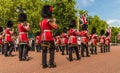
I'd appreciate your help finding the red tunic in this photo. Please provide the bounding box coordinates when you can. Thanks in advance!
[56,36,61,45]
[5,28,13,42]
[91,34,97,45]
[18,23,30,43]
[61,33,68,44]
[0,35,2,44]
[105,36,110,45]
[68,29,78,44]
[36,36,41,44]
[99,35,105,44]
[40,19,58,42]
[81,30,88,44]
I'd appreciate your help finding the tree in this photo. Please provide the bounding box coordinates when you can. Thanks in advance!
[52,0,77,34]
[0,0,77,35]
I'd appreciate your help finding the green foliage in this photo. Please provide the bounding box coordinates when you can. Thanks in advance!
[88,15,108,35]
[79,10,88,15]
[111,27,120,43]
[0,0,44,34]
[52,0,77,33]
[0,0,77,35]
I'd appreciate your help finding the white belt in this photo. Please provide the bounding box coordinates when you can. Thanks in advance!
[70,36,75,38]
[82,37,86,38]
[6,34,10,36]
[19,32,26,34]
[44,30,51,32]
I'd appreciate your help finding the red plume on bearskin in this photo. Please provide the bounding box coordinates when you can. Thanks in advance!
[6,20,13,28]
[18,13,27,22]
[0,27,3,32]
[41,5,52,18]
[69,19,76,28]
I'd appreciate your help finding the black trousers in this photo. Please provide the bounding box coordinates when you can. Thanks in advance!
[81,43,89,56]
[61,46,65,55]
[0,44,4,54]
[61,45,69,55]
[19,44,29,60]
[42,42,55,66]
[56,45,61,52]
[69,45,80,60]
[36,44,41,52]
[105,45,110,52]
[100,44,105,53]
[90,45,97,54]
[4,42,14,56]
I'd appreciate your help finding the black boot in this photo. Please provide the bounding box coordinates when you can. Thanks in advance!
[49,63,56,68]
[42,64,48,69]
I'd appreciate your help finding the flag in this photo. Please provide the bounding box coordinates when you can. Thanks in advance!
[106,27,111,37]
[81,14,88,25]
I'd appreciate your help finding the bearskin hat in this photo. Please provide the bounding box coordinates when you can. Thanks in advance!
[82,24,88,31]
[41,5,52,18]
[0,27,3,32]
[91,27,96,34]
[62,27,67,33]
[6,20,13,28]
[18,13,27,22]
[35,32,40,37]
[105,31,109,37]
[69,19,76,28]
[100,30,105,35]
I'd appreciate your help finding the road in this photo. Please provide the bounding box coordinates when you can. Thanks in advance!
[0,46,120,73]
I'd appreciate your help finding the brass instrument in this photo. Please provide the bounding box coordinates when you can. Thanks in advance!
[68,44,78,48]
[48,18,58,28]
[41,42,50,50]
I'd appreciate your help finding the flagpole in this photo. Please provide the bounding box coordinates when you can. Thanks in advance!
[77,6,80,31]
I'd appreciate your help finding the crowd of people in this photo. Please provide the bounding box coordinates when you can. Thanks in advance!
[0,5,111,69]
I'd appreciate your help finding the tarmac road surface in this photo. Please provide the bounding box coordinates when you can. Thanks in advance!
[0,46,120,73]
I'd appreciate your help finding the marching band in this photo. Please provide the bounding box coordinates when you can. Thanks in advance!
[0,5,111,69]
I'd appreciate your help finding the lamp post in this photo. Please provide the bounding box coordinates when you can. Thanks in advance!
[16,5,26,13]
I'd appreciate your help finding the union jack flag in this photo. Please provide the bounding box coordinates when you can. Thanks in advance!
[81,14,88,25]
[106,27,111,37]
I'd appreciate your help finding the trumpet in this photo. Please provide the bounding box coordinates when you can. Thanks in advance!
[23,21,30,26]
[49,18,58,25]
[48,18,58,29]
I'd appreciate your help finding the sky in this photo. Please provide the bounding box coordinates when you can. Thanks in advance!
[76,0,120,27]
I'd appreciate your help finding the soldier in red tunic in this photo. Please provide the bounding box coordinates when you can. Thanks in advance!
[67,20,80,61]
[35,32,41,52]
[4,21,14,57]
[55,35,61,52]
[17,13,30,61]
[90,27,98,54]
[61,27,68,55]
[99,30,105,53]
[81,24,90,57]
[105,31,111,52]
[40,5,58,68]
[0,27,4,54]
